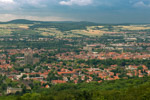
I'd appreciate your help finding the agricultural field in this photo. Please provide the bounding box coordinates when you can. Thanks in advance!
[0,29,12,36]
[0,20,150,37]
[0,24,31,29]
[36,24,150,37]
[113,24,150,31]
[0,24,32,36]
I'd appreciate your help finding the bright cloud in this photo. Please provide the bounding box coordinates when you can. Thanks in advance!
[0,0,17,10]
[59,0,93,6]
[133,1,150,7]
[0,0,14,3]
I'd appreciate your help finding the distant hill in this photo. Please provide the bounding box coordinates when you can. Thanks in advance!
[0,19,101,31]
[6,19,39,24]
[29,21,99,31]
[0,19,149,25]
[0,19,97,24]
[0,19,42,24]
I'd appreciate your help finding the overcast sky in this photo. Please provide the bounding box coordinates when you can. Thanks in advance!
[0,0,150,23]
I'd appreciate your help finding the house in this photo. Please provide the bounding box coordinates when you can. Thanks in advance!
[58,71,76,76]
[45,85,50,88]
[7,87,22,94]
[127,73,133,77]
[147,70,150,76]
[126,65,138,70]
[51,80,66,84]
[24,68,30,73]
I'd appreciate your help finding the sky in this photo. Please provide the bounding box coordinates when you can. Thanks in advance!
[0,0,150,23]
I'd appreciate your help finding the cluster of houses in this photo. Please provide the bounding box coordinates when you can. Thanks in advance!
[1,65,150,94]
[56,51,150,60]
[2,63,150,85]
[0,47,150,94]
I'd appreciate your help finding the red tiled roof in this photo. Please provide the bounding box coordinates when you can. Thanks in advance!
[58,71,75,75]
[52,80,66,84]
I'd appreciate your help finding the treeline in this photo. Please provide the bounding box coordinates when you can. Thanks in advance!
[30,22,99,31]
[1,76,150,100]
[0,39,79,49]
[76,59,150,69]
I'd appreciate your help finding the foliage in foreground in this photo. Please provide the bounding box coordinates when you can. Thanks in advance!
[1,77,150,100]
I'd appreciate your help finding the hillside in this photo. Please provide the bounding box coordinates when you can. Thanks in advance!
[0,19,150,37]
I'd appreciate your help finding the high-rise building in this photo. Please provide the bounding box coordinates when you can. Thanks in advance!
[83,45,93,52]
[24,48,33,65]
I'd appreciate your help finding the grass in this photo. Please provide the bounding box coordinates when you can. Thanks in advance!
[0,96,16,100]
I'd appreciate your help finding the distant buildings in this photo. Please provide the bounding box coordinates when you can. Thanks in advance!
[24,48,40,65]
[24,48,33,65]
[7,87,22,94]
[83,45,93,52]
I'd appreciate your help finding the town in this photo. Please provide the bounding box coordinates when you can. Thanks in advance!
[1,0,150,99]
[0,27,150,94]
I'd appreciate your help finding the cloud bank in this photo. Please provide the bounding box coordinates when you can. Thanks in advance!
[1,0,150,8]
[0,14,75,22]
[0,0,150,23]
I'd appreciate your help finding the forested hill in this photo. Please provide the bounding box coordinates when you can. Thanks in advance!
[0,19,38,24]
[0,19,98,24]
[0,19,100,31]
[29,21,99,31]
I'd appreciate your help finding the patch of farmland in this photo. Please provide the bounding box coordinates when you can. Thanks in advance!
[114,25,150,30]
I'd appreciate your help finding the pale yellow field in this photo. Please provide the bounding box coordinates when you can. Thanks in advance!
[0,24,31,28]
[41,32,55,36]
[71,29,104,36]
[69,26,106,36]
[97,26,104,28]
[114,25,150,30]
[83,30,105,34]
[18,25,29,29]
